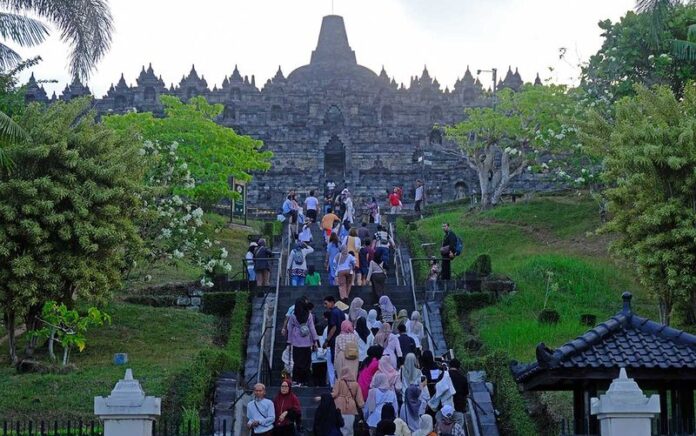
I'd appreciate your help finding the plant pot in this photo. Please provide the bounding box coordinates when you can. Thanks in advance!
[538,309,560,325]
[580,314,597,326]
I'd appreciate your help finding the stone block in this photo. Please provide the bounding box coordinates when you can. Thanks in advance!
[190,297,202,306]
[176,296,190,306]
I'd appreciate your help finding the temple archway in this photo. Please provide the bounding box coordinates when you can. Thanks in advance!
[324,135,345,182]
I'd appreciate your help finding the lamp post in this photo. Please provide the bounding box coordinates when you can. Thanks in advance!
[476,68,498,107]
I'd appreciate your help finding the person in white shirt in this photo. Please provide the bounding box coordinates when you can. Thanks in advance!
[247,383,275,435]
[304,190,319,222]
[415,180,424,216]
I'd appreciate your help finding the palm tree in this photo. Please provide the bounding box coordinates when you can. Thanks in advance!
[0,0,113,166]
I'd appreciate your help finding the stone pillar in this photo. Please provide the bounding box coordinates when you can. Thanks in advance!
[591,368,660,436]
[94,369,161,436]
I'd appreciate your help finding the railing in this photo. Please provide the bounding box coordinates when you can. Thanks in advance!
[467,397,483,436]
[388,222,403,286]
[1,420,103,436]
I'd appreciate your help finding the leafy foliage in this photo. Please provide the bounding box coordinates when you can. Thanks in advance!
[0,98,143,362]
[582,83,696,324]
[103,96,272,206]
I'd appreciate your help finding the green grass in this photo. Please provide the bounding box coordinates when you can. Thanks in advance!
[405,194,654,361]
[0,303,218,420]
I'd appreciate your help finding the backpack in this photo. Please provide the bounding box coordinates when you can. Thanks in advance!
[344,339,359,360]
[454,236,464,256]
[292,248,305,266]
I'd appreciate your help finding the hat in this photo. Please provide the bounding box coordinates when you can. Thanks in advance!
[249,242,258,247]
[441,404,455,418]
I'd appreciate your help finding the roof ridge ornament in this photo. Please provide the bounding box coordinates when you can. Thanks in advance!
[622,292,633,316]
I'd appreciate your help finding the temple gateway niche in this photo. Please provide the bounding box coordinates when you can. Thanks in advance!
[26,15,550,210]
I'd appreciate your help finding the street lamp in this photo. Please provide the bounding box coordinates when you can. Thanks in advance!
[476,68,497,95]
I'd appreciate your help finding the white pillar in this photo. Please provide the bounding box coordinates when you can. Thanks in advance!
[94,369,161,436]
[591,368,660,436]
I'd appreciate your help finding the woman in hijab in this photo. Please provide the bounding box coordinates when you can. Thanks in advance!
[332,366,365,436]
[372,355,401,393]
[400,353,422,394]
[393,309,409,331]
[375,402,397,436]
[314,392,344,436]
[379,296,397,324]
[367,309,383,336]
[335,320,360,380]
[358,345,383,398]
[273,378,302,436]
[327,232,342,286]
[355,316,374,362]
[349,297,368,324]
[363,373,398,430]
[399,385,426,432]
[420,350,444,397]
[405,311,425,350]
[374,323,402,370]
[435,404,465,436]
[412,415,436,436]
[286,298,319,385]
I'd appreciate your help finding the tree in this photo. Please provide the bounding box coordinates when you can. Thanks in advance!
[0,98,143,363]
[103,96,272,207]
[580,83,696,325]
[581,5,696,101]
[445,84,578,208]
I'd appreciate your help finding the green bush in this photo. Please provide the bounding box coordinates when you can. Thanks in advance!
[452,292,497,311]
[467,254,492,277]
[123,295,178,307]
[226,291,250,371]
[442,295,537,436]
[201,292,237,316]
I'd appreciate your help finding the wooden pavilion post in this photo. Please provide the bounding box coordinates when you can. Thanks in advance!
[574,386,587,434]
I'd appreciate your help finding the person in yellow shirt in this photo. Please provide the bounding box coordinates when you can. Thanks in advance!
[321,207,341,243]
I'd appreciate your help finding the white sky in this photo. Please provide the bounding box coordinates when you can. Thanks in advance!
[15,0,636,97]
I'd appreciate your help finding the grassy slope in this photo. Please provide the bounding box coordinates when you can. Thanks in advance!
[0,303,217,420]
[410,195,655,361]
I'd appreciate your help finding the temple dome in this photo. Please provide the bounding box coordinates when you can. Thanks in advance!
[287,15,380,89]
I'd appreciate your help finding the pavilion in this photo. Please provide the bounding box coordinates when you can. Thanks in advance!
[510,292,696,435]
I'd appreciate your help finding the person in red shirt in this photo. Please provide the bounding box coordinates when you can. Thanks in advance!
[389,188,402,214]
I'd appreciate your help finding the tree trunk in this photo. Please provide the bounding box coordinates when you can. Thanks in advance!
[62,346,69,366]
[659,299,672,326]
[4,311,17,365]
[23,305,41,356]
[48,328,56,361]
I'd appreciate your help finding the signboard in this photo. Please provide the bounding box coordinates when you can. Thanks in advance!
[233,180,246,215]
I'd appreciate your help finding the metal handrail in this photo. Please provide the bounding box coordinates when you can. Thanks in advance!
[467,397,483,436]
[267,239,284,382]
[388,222,404,286]
[255,251,283,385]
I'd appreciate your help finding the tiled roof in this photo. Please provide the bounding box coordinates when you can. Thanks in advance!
[511,292,696,384]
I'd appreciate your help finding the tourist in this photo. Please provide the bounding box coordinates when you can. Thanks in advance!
[344,228,361,285]
[405,311,425,351]
[435,405,465,436]
[400,353,423,399]
[358,345,383,398]
[366,251,387,297]
[339,220,351,241]
[358,238,372,286]
[400,384,427,433]
[374,323,402,371]
[332,366,365,436]
[348,297,368,325]
[366,197,380,224]
[305,265,322,286]
[447,359,470,422]
[305,190,319,223]
[326,233,342,286]
[313,393,344,436]
[272,379,301,436]
[375,402,398,436]
[379,296,397,325]
[420,351,444,397]
[372,225,394,271]
[287,241,314,287]
[427,258,440,297]
[414,179,424,216]
[322,208,341,242]
[325,181,337,214]
[372,355,401,394]
[389,187,402,214]
[323,296,345,387]
[412,415,436,436]
[393,309,409,331]
[335,320,360,381]
[253,239,273,287]
[246,242,257,285]
[441,223,458,281]
[298,221,313,244]
[396,324,417,364]
[335,245,356,302]
[355,317,374,361]
[428,370,457,416]
[357,222,370,240]
[342,189,355,224]
[286,298,319,385]
[363,373,398,431]
[367,309,383,336]
[246,383,275,436]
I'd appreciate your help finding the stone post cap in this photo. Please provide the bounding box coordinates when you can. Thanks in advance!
[591,368,660,416]
[94,369,161,416]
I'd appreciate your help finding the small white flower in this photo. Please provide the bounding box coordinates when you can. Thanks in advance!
[145,274,152,282]
[180,163,188,170]
[191,207,204,219]
[172,195,183,206]
[541,163,549,170]
[221,248,228,259]
[527,166,532,172]
[173,249,184,259]
[138,148,146,156]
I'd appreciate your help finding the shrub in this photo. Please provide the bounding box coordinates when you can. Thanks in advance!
[123,295,179,307]
[225,291,250,372]
[467,254,492,277]
[201,292,237,316]
[538,309,561,324]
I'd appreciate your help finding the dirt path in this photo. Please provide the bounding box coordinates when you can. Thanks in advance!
[0,324,26,345]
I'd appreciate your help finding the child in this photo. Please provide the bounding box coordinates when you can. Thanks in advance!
[428,257,440,295]
[305,265,322,286]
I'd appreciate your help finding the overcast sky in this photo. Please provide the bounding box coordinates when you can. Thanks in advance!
[16,0,636,97]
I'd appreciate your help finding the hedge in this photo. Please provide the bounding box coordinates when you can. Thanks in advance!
[167,291,251,416]
[442,294,537,436]
[201,292,237,317]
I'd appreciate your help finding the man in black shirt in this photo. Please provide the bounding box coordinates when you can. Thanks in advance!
[441,223,457,280]
[396,324,416,366]
[448,359,470,414]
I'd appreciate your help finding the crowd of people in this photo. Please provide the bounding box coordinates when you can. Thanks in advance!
[249,294,470,436]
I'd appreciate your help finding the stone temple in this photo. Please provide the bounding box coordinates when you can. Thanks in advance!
[24,15,552,210]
